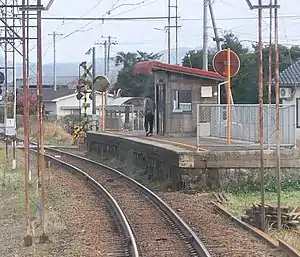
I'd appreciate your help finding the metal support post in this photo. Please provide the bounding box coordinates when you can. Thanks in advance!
[83,84,88,133]
[91,47,96,131]
[226,48,231,145]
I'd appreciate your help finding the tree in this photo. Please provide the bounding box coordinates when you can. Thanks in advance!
[182,32,300,104]
[114,50,162,97]
[16,91,38,115]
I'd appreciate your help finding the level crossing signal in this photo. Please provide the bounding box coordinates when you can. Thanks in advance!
[0,72,4,96]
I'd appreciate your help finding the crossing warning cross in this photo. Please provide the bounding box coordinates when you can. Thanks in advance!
[82,65,92,79]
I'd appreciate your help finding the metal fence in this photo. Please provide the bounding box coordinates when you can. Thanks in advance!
[14,105,146,134]
[97,105,145,131]
[196,104,295,147]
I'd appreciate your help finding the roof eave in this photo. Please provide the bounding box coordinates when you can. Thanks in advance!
[152,67,224,81]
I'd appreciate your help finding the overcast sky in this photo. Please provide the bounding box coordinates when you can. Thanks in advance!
[17,0,300,64]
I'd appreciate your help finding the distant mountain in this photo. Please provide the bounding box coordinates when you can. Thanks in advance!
[10,47,196,82]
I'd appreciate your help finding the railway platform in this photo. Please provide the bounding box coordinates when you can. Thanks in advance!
[87,131,300,190]
[103,130,262,151]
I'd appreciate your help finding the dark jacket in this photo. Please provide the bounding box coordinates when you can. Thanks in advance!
[143,97,155,115]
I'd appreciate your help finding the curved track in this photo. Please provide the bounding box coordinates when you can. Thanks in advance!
[42,147,211,257]
[30,148,139,257]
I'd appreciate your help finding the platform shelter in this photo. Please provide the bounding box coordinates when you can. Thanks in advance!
[134,61,224,137]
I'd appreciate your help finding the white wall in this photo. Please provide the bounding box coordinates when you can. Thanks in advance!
[55,93,114,116]
[282,87,299,140]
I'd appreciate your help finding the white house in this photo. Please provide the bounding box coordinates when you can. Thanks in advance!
[277,60,300,142]
[41,88,114,117]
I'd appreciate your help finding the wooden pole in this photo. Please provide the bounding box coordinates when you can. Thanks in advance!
[274,0,281,231]
[258,0,266,231]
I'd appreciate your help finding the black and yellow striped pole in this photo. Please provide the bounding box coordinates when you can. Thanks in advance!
[73,61,93,145]
[83,83,88,133]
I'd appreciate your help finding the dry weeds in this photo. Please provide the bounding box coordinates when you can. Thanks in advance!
[0,148,121,256]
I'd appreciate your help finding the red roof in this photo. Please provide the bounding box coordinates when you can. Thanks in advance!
[134,61,224,81]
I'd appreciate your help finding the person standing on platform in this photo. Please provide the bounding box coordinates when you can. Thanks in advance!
[143,95,155,136]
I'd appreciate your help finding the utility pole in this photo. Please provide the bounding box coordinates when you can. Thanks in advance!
[209,0,223,51]
[268,0,272,105]
[104,41,107,76]
[107,36,117,76]
[96,36,117,107]
[4,0,8,167]
[274,0,281,231]
[91,46,96,132]
[21,0,32,244]
[37,0,48,241]
[175,0,178,65]
[167,0,171,64]
[258,0,265,232]
[202,0,208,70]
[12,0,17,170]
[96,36,117,77]
[0,0,53,246]
[165,0,180,65]
[48,31,63,91]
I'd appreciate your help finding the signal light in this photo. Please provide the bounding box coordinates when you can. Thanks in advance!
[76,92,83,100]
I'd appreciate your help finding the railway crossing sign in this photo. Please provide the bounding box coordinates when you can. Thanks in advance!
[212,49,240,77]
[83,65,92,78]
[0,72,4,84]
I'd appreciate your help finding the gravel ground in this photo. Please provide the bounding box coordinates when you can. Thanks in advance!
[0,151,124,257]
[51,151,194,257]
[160,192,284,257]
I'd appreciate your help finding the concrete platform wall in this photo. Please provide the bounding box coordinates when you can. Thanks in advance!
[87,132,300,191]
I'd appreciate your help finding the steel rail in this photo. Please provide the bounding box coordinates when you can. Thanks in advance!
[30,148,140,257]
[42,146,211,257]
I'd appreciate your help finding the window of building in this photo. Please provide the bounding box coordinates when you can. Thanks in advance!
[172,90,192,112]
[296,98,300,128]
[71,109,80,116]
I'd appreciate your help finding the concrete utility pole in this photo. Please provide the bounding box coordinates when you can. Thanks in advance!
[48,31,63,91]
[166,0,180,65]
[96,36,117,106]
[202,0,209,70]
[104,41,107,76]
[96,36,117,77]
[107,36,117,75]
[268,0,272,105]
[209,0,223,51]
[175,0,178,65]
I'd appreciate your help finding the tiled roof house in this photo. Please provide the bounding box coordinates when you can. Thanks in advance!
[277,60,300,87]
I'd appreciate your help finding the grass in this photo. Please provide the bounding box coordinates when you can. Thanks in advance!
[0,149,63,220]
[224,191,300,217]
[224,191,300,252]
[17,121,74,146]
[0,149,64,253]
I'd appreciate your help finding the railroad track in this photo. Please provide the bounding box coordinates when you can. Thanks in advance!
[29,148,139,256]
[27,145,210,257]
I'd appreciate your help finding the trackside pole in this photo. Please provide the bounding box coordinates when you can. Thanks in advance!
[226,48,231,145]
